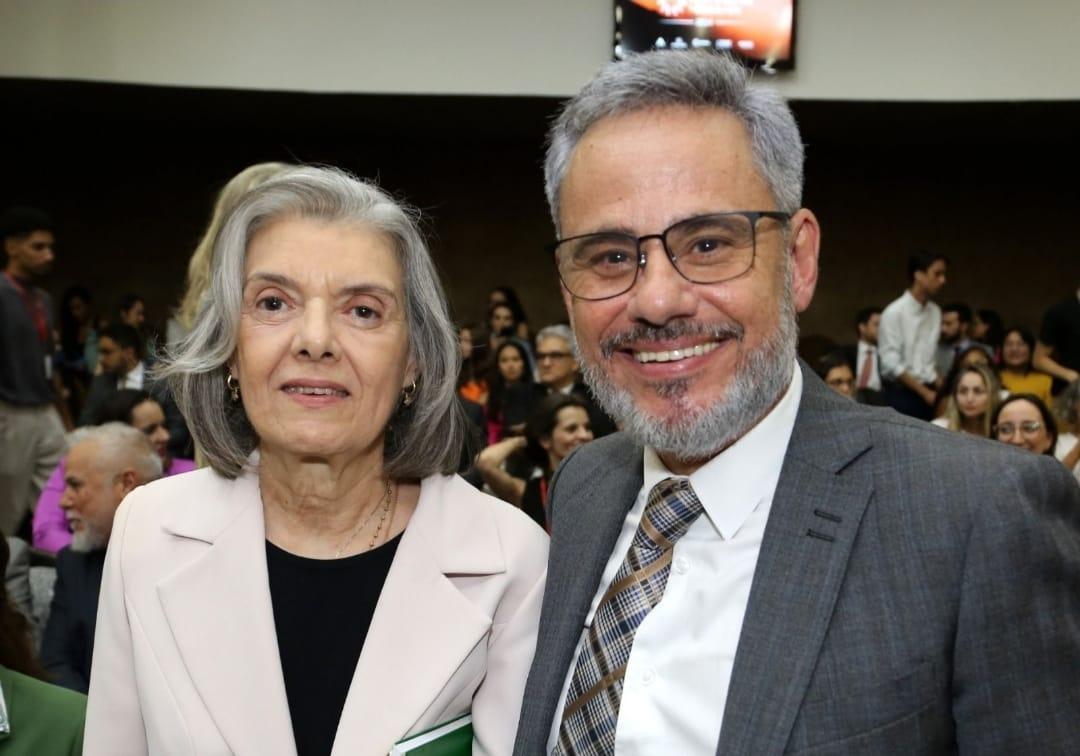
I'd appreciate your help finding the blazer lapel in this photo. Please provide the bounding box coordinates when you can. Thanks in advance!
[331,476,502,755]
[520,434,644,751]
[717,366,874,756]
[157,470,297,756]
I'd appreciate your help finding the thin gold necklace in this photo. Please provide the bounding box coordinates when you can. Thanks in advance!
[333,479,393,558]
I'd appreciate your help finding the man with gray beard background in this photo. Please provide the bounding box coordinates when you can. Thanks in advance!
[40,423,162,692]
[514,51,1080,755]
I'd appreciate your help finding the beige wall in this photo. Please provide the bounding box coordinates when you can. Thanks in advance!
[2,0,1080,100]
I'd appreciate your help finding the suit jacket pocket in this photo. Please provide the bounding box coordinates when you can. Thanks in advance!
[787,660,938,753]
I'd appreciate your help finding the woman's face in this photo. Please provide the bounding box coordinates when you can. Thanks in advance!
[498,346,525,382]
[131,399,171,463]
[233,218,414,462]
[824,365,855,398]
[68,296,88,323]
[995,400,1053,454]
[490,305,514,335]
[541,406,593,466]
[955,371,989,419]
[459,327,474,359]
[971,313,988,342]
[1002,331,1030,370]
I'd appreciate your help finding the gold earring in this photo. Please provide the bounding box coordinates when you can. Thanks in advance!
[226,373,241,402]
[402,380,417,407]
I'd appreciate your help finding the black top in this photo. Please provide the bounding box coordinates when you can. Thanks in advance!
[266,534,401,756]
[1040,294,1080,391]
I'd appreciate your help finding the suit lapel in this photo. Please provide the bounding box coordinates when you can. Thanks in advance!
[157,471,297,755]
[331,475,502,755]
[717,366,874,755]
[520,434,643,751]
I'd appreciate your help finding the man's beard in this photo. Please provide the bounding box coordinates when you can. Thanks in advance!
[69,521,108,552]
[577,276,798,464]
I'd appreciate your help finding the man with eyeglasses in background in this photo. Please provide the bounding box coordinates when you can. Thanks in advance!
[535,324,615,438]
[514,51,1080,755]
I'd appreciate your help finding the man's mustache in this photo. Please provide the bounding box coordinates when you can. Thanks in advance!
[599,321,744,358]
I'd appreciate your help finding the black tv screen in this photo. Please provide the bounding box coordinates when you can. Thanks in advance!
[614,0,796,72]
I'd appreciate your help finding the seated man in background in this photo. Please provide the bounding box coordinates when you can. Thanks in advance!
[535,323,615,438]
[935,302,990,379]
[40,423,162,692]
[78,323,145,426]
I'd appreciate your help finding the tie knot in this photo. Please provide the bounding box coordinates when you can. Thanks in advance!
[638,477,704,551]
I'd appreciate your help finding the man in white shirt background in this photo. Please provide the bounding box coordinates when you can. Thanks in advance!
[78,323,145,425]
[842,306,883,405]
[878,250,947,420]
[514,50,1080,756]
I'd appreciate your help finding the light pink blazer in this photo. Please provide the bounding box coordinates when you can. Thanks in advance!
[84,466,548,755]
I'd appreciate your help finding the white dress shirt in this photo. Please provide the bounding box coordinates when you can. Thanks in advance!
[855,340,881,392]
[878,290,941,384]
[119,360,146,390]
[547,365,803,754]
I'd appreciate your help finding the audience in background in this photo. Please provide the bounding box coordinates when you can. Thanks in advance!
[0,536,86,755]
[1034,285,1080,392]
[456,323,488,404]
[0,206,69,538]
[932,363,1000,437]
[972,308,1005,364]
[485,340,543,443]
[488,285,532,342]
[40,424,162,693]
[936,302,990,379]
[55,285,99,416]
[1053,381,1080,480]
[78,323,145,425]
[534,323,617,438]
[879,249,947,420]
[844,306,882,401]
[992,394,1058,457]
[816,351,856,399]
[999,327,1053,406]
[476,394,593,529]
[33,389,195,553]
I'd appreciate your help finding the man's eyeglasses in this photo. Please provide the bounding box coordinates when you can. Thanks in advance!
[536,351,573,361]
[547,211,790,301]
[994,421,1043,436]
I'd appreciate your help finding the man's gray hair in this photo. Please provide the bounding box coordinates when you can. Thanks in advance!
[535,323,576,352]
[544,51,804,232]
[76,422,164,483]
[156,166,466,480]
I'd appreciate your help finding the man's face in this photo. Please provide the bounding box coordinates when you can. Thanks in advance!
[536,335,578,390]
[97,336,132,376]
[121,300,146,329]
[557,106,819,467]
[858,313,880,345]
[916,260,947,298]
[60,441,125,551]
[4,230,55,278]
[940,311,967,344]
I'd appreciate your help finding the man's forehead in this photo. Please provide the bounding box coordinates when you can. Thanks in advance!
[66,441,101,474]
[539,335,572,351]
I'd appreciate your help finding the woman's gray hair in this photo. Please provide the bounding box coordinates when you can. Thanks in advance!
[545,51,805,232]
[156,166,466,480]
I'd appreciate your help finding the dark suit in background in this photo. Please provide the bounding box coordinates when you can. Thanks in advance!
[40,548,105,693]
[515,365,1080,754]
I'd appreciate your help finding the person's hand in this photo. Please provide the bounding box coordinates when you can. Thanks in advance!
[920,385,937,406]
[1064,368,1079,384]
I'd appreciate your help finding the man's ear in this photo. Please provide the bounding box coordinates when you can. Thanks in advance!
[116,469,140,498]
[787,208,821,314]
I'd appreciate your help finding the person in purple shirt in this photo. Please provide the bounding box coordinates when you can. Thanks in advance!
[33,389,195,553]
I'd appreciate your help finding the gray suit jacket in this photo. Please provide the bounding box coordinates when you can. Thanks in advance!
[514,362,1080,754]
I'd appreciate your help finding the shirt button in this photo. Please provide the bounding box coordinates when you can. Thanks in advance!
[641,668,656,686]
[674,556,691,574]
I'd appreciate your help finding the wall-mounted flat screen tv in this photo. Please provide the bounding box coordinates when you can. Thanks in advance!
[614,1,796,72]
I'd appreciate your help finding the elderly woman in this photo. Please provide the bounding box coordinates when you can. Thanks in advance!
[84,167,548,755]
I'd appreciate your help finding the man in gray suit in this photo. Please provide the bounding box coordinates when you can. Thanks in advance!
[514,51,1080,755]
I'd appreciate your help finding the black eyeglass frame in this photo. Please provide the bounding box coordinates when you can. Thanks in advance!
[546,210,792,301]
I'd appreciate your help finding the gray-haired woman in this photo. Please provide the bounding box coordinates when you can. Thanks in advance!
[83,167,548,756]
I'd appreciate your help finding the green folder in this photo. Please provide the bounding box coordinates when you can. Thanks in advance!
[390,714,472,755]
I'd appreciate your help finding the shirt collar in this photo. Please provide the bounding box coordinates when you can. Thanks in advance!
[901,289,930,311]
[642,361,803,540]
[124,360,145,388]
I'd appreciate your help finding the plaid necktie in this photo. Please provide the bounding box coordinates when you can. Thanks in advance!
[554,477,704,755]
